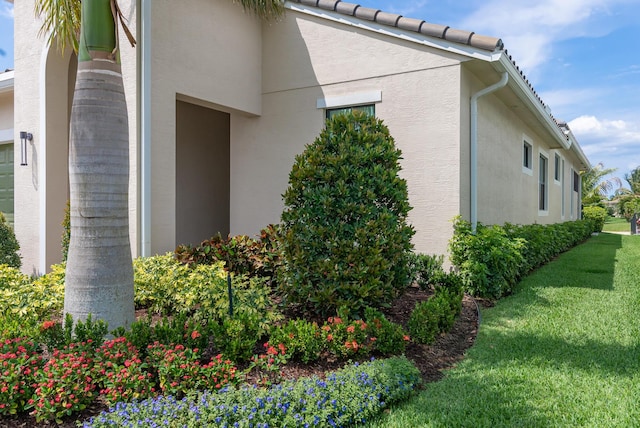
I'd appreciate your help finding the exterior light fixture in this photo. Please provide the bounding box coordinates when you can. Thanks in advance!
[20,131,32,166]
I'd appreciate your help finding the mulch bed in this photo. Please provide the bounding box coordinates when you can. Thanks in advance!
[2,286,479,427]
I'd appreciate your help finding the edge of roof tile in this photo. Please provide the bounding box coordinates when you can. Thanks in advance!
[353,6,380,21]
[335,1,359,15]
[288,0,503,52]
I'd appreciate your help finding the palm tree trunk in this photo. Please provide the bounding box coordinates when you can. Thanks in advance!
[64,0,134,332]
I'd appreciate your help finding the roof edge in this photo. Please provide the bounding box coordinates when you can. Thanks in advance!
[0,70,14,94]
[287,0,503,52]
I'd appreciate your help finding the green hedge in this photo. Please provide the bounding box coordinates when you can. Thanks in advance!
[450,218,595,299]
[582,206,607,232]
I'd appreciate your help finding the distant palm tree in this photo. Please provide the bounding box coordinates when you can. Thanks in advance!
[624,166,640,195]
[35,0,284,332]
[580,162,622,206]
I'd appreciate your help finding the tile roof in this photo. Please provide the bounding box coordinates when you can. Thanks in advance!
[290,0,504,52]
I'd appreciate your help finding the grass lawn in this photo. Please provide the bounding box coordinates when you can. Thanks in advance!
[368,232,640,427]
[603,216,631,233]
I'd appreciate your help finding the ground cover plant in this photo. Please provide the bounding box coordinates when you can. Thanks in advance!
[368,232,640,427]
[82,356,421,427]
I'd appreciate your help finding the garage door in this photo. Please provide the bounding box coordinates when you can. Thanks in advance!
[0,143,14,225]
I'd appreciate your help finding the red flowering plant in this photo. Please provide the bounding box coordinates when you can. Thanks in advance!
[94,337,156,406]
[147,342,241,398]
[28,341,98,423]
[322,317,369,359]
[363,308,410,356]
[37,319,68,352]
[0,337,43,416]
[248,342,289,387]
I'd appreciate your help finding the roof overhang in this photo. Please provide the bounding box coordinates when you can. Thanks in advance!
[0,70,14,94]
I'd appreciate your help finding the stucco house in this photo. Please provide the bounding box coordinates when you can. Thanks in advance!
[8,0,589,275]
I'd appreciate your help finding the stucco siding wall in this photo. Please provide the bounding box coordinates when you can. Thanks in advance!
[230,11,464,256]
[472,75,583,226]
[148,0,262,255]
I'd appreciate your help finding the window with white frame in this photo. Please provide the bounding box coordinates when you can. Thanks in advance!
[523,140,533,171]
[554,153,561,182]
[573,170,580,218]
[561,159,566,217]
[539,153,548,211]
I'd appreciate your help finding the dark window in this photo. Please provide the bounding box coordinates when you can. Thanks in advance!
[573,171,580,192]
[523,141,532,169]
[539,154,548,210]
[554,153,560,181]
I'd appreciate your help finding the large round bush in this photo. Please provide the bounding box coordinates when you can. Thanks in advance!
[280,111,414,317]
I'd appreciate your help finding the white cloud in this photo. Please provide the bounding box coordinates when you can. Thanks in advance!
[569,115,640,174]
[456,0,627,74]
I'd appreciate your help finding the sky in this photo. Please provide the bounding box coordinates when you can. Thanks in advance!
[1,0,639,188]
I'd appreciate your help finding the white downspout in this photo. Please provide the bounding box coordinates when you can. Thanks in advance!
[140,0,151,256]
[470,72,508,233]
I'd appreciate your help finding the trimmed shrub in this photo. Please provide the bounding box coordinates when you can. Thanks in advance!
[449,217,525,299]
[280,111,415,318]
[0,212,21,269]
[408,253,445,290]
[450,218,595,299]
[582,205,607,232]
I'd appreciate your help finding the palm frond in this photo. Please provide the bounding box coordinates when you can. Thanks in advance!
[34,0,81,53]
[233,0,286,20]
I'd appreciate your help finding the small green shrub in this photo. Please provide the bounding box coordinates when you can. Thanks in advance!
[38,313,108,351]
[210,312,262,363]
[363,307,410,355]
[408,297,444,345]
[449,217,525,299]
[0,212,21,269]
[408,253,444,289]
[451,218,595,299]
[268,310,408,363]
[582,205,607,232]
[268,319,323,363]
[280,111,415,318]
